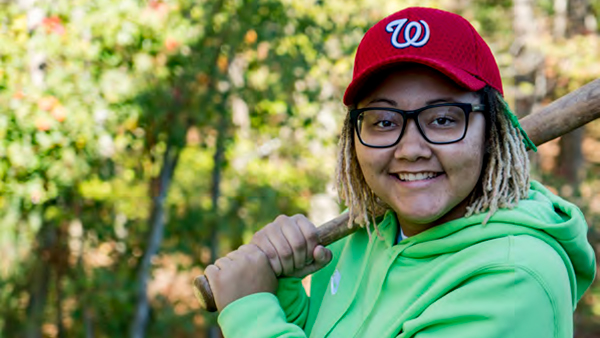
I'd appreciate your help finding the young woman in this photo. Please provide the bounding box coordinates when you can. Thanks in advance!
[204,7,596,337]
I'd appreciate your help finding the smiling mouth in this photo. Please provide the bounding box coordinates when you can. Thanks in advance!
[393,172,443,182]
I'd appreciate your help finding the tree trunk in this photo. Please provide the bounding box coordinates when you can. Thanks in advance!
[50,219,69,338]
[554,0,588,190]
[556,129,584,188]
[56,269,66,338]
[201,3,232,336]
[25,223,54,338]
[567,0,589,35]
[80,249,95,338]
[130,144,180,338]
[552,0,592,334]
[554,0,568,38]
[206,112,228,338]
[512,0,544,117]
[21,0,50,334]
[512,0,545,169]
[209,113,227,265]
[84,307,95,338]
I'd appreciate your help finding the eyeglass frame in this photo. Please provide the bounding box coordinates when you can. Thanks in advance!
[349,102,487,148]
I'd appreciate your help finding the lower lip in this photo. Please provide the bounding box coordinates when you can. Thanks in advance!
[390,173,445,188]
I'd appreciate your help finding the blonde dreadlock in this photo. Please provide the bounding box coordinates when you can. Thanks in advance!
[335,86,530,232]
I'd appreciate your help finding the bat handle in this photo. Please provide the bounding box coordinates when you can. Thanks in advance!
[193,213,355,312]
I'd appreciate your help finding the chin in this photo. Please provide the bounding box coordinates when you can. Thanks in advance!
[406,215,443,226]
[398,210,445,225]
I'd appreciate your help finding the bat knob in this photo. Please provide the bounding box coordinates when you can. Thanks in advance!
[193,275,217,312]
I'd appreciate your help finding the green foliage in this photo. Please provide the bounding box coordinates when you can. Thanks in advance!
[0,0,598,336]
[0,0,367,335]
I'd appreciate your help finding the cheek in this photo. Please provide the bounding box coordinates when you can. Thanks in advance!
[449,136,486,184]
[354,143,387,185]
[459,119,486,174]
[460,151,484,181]
[355,136,372,172]
[355,147,375,181]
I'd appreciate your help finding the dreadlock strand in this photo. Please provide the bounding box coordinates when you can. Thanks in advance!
[499,115,514,207]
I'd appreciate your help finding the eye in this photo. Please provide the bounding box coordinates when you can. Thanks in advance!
[359,110,402,131]
[432,117,455,126]
[375,120,397,128]
[420,106,464,129]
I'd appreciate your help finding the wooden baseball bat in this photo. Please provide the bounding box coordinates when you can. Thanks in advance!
[194,79,600,312]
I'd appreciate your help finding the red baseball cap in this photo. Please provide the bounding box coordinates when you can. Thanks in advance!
[343,7,503,105]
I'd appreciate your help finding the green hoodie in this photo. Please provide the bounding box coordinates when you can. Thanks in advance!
[218,181,596,337]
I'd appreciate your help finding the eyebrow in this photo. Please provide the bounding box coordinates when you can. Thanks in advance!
[366,98,397,106]
[365,97,458,107]
[425,97,456,105]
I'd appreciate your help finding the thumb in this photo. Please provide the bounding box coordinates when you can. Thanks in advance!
[313,245,332,266]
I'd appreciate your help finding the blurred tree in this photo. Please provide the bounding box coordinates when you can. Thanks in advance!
[0,0,379,336]
[0,0,598,337]
[553,0,591,189]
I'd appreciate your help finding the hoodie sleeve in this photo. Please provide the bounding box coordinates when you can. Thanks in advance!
[218,292,308,338]
[398,236,573,338]
[276,277,311,326]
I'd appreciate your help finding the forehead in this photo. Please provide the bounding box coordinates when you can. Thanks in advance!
[355,65,479,108]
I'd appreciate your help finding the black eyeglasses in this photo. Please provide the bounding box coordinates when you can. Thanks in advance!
[350,103,486,148]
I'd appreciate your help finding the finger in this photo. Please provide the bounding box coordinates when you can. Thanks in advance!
[282,215,308,273]
[269,217,295,275]
[237,243,264,258]
[204,264,220,281]
[226,249,243,261]
[294,215,319,264]
[290,246,332,278]
[236,244,277,283]
[214,256,233,270]
[251,230,283,276]
[240,244,272,271]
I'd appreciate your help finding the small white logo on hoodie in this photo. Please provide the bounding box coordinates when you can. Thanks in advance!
[330,269,341,295]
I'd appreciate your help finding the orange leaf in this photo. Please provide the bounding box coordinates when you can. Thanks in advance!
[196,73,210,86]
[245,30,258,44]
[13,91,25,100]
[38,96,59,111]
[42,17,65,35]
[217,55,228,73]
[51,105,67,122]
[149,0,169,16]
[35,117,51,131]
[165,37,179,52]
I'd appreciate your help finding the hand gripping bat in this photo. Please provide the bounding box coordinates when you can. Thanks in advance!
[194,79,600,312]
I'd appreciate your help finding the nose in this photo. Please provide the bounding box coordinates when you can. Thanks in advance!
[393,119,432,161]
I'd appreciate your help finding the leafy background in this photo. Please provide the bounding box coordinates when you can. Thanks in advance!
[0,0,599,337]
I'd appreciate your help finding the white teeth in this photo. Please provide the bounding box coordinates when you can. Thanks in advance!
[397,172,439,181]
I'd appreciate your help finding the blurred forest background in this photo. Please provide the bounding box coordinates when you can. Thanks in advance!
[0,0,599,337]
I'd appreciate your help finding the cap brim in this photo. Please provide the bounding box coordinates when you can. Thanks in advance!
[343,56,487,106]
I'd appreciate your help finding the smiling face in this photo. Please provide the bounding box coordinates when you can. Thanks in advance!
[354,66,486,236]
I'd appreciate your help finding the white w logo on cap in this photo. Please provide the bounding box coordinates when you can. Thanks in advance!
[386,19,430,49]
